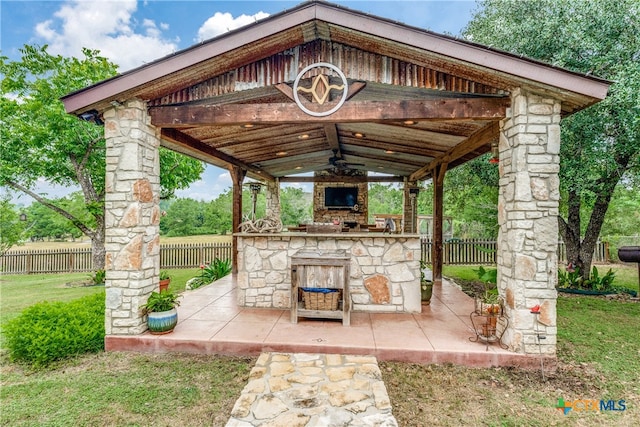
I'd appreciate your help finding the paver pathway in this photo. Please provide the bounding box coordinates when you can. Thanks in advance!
[226,352,398,426]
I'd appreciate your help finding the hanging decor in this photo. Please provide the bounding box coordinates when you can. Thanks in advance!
[293,62,349,117]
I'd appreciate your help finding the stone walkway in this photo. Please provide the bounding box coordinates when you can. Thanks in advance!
[226,352,398,426]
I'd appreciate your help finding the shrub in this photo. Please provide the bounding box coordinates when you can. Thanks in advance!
[558,265,617,292]
[189,258,232,289]
[584,266,616,291]
[89,269,106,285]
[3,292,105,367]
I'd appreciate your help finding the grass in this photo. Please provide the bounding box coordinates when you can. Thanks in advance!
[7,234,232,252]
[444,263,639,293]
[0,352,253,427]
[1,264,638,426]
[383,265,640,426]
[382,292,640,426]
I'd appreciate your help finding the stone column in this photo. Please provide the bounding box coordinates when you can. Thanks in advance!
[265,178,281,220]
[103,99,161,335]
[498,89,561,355]
[402,179,419,233]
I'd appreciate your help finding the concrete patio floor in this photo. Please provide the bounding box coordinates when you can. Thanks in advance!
[105,276,544,368]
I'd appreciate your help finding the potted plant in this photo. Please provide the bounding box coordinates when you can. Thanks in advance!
[159,270,171,292]
[471,267,503,338]
[420,260,433,304]
[140,290,182,334]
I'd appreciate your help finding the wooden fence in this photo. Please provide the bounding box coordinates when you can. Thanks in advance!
[1,242,233,275]
[2,239,610,274]
[420,238,610,265]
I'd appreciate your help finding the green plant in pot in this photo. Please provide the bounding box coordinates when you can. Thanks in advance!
[140,290,182,334]
[420,260,433,304]
[159,270,171,292]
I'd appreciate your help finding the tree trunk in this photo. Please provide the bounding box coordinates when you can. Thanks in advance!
[92,215,106,270]
[558,152,631,282]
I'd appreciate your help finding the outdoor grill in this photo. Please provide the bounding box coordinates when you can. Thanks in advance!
[618,246,640,289]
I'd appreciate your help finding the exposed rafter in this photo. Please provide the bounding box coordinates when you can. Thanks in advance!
[160,128,275,182]
[409,121,499,181]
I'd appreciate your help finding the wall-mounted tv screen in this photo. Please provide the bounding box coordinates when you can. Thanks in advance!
[324,187,358,209]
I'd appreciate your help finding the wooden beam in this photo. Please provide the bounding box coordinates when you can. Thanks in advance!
[278,175,404,183]
[409,121,499,181]
[431,162,447,287]
[160,128,275,182]
[149,97,509,127]
[324,124,341,157]
[274,81,366,103]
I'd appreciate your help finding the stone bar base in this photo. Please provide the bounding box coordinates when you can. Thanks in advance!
[236,233,422,313]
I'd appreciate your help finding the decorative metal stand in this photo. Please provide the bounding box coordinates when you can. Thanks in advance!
[469,298,509,350]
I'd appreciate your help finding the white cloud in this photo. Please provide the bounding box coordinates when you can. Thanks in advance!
[196,11,270,42]
[34,0,177,71]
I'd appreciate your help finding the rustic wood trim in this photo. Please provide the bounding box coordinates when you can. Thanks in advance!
[149,97,509,127]
[279,175,404,183]
[409,121,498,182]
[160,128,275,182]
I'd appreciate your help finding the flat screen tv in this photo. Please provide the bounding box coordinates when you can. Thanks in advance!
[324,187,358,209]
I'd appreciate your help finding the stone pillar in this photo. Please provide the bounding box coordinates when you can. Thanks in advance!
[402,179,419,233]
[498,89,561,355]
[265,178,281,219]
[103,99,161,335]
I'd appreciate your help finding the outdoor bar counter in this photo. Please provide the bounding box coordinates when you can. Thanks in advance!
[235,232,422,314]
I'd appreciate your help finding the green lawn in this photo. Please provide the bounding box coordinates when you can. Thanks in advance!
[444,263,639,293]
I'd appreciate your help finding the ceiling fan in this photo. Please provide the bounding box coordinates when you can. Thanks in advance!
[324,149,365,170]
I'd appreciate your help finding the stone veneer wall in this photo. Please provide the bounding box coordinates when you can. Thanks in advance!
[236,234,422,313]
[498,89,560,355]
[313,171,368,224]
[103,100,161,335]
[265,179,281,220]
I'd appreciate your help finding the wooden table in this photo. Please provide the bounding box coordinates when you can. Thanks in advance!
[290,250,351,326]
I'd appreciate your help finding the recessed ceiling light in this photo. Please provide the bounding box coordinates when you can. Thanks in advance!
[276,151,287,156]
[242,123,254,129]
[385,150,395,154]
[295,166,302,170]
[298,134,310,140]
[353,132,365,138]
[403,120,416,125]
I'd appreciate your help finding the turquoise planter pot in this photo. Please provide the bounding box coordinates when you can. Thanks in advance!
[147,308,178,334]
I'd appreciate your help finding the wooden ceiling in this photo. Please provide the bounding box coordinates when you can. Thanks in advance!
[62,1,610,183]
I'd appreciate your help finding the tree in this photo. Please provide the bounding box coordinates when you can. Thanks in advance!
[464,0,640,280]
[23,193,88,241]
[0,199,25,256]
[444,155,499,239]
[367,183,403,222]
[280,187,312,226]
[1,45,204,269]
[160,198,210,237]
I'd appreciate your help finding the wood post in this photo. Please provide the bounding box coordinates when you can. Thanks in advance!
[229,165,246,275]
[432,163,447,286]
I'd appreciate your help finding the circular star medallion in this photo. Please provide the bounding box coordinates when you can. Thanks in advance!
[293,62,349,117]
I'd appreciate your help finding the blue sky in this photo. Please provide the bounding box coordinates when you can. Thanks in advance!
[1,0,476,203]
